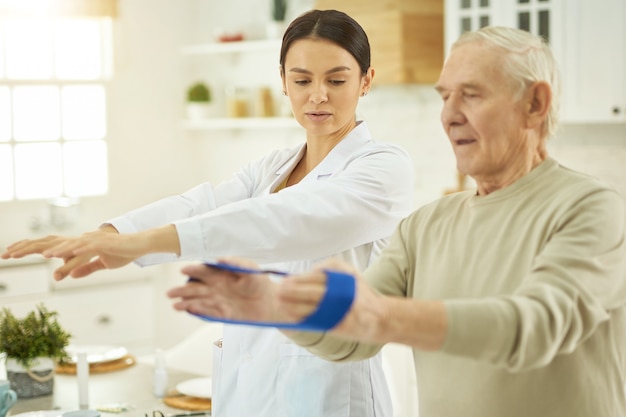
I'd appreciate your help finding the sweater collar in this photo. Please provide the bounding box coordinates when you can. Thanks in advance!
[470,157,558,204]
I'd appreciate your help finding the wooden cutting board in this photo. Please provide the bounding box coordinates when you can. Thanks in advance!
[163,394,212,411]
[55,354,136,374]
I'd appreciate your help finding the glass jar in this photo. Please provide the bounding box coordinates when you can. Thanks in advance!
[225,87,250,118]
[255,87,275,117]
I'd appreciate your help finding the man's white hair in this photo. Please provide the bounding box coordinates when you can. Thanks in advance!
[453,26,561,139]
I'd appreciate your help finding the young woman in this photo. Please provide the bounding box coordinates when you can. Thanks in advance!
[3,9,414,417]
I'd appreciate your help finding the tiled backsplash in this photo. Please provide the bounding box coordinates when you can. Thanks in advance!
[547,123,626,201]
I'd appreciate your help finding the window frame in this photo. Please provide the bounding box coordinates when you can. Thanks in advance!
[0,15,113,202]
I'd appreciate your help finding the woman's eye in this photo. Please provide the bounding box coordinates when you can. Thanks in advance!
[294,80,310,86]
[329,80,346,86]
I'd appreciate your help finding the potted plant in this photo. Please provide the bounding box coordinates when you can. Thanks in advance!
[186,82,213,120]
[0,304,71,398]
[272,0,287,22]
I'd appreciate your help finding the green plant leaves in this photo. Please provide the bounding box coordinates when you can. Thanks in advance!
[187,82,211,102]
[0,303,72,369]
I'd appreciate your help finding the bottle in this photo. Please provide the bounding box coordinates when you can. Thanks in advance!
[152,349,168,398]
[256,86,275,117]
[77,351,90,409]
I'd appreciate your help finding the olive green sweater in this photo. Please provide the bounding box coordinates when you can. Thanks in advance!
[293,158,626,417]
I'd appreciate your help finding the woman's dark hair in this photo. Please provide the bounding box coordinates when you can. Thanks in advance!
[280,9,371,75]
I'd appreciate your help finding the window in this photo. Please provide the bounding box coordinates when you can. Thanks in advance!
[0,5,113,201]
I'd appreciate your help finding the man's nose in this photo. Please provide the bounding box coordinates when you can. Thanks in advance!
[441,95,465,127]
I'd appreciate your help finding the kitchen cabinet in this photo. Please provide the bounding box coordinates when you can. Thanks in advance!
[181,39,299,131]
[444,0,563,61]
[444,0,626,124]
[0,260,156,355]
[314,0,444,84]
[0,259,49,298]
[444,0,497,54]
[560,0,626,123]
[47,281,155,353]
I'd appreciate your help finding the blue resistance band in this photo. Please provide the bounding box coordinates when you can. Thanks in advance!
[187,262,356,331]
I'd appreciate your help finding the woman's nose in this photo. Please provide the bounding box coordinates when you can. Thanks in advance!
[309,84,328,104]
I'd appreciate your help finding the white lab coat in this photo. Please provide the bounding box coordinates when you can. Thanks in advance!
[108,121,414,417]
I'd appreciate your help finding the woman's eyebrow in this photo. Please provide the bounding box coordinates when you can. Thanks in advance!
[288,66,352,75]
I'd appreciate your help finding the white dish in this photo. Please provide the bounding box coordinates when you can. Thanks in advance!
[176,377,212,399]
[10,411,67,417]
[65,344,128,364]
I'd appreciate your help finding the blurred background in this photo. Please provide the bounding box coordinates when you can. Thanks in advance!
[1,1,624,415]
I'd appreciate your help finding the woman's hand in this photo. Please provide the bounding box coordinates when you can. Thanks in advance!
[168,258,285,323]
[2,224,180,280]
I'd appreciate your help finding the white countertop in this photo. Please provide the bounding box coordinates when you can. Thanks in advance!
[0,255,49,268]
[7,362,205,417]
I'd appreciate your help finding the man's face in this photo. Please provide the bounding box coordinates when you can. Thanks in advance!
[435,42,537,189]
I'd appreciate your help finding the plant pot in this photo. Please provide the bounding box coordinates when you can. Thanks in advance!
[186,103,214,120]
[6,357,55,398]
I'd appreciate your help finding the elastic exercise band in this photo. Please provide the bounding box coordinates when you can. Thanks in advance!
[187,263,355,331]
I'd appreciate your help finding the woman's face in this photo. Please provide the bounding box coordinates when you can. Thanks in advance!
[281,38,372,140]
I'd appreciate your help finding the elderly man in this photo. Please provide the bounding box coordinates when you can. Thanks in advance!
[170,26,626,417]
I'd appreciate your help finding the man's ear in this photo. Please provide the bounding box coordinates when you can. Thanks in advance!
[526,81,551,129]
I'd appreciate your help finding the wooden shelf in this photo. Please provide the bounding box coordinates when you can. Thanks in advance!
[181,39,281,56]
[182,117,299,130]
[181,40,289,131]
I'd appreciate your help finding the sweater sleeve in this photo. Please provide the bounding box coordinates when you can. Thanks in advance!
[292,186,626,371]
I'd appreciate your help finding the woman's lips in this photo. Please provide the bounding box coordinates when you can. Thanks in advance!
[306,111,332,122]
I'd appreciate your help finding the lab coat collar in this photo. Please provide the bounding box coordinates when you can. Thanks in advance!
[275,121,372,179]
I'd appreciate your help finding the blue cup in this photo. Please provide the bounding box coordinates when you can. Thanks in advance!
[0,380,17,417]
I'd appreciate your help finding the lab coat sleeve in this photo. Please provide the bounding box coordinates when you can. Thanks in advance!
[108,143,414,265]
[106,149,290,264]
[174,143,414,263]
